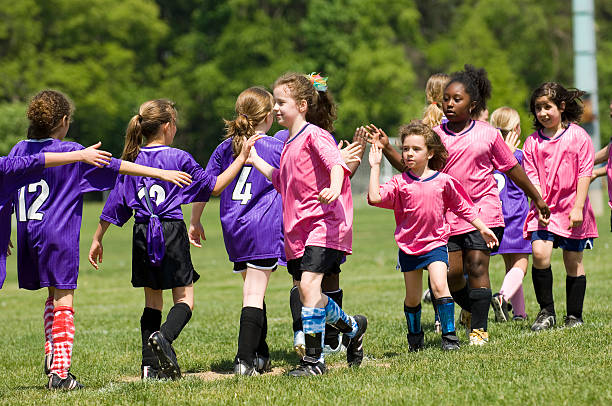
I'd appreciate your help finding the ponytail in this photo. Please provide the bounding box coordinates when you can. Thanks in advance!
[422,73,449,128]
[307,90,336,133]
[121,115,144,162]
[224,87,273,157]
[422,103,445,128]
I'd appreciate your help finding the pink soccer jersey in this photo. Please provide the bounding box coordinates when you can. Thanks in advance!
[522,123,598,239]
[271,123,352,260]
[607,140,612,209]
[369,171,479,255]
[434,120,518,235]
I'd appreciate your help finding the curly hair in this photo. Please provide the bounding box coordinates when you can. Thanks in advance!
[529,82,585,130]
[26,90,74,139]
[446,64,491,118]
[398,120,448,171]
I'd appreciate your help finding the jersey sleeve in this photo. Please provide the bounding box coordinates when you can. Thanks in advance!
[490,131,519,172]
[205,142,225,176]
[522,136,540,186]
[79,156,122,193]
[99,174,133,226]
[179,153,217,203]
[271,168,281,192]
[368,176,399,210]
[577,130,595,178]
[444,176,479,222]
[308,131,351,176]
[0,154,45,197]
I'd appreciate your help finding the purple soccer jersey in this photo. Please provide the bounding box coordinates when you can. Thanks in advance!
[101,146,217,258]
[8,139,121,290]
[492,149,531,255]
[206,136,284,263]
[0,154,46,288]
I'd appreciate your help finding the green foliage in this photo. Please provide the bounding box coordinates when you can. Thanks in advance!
[0,102,28,155]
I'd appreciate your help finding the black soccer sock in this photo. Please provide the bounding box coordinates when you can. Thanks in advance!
[304,332,323,362]
[532,266,555,314]
[160,302,192,343]
[290,286,302,333]
[566,275,586,319]
[141,307,162,368]
[450,284,472,312]
[236,306,264,364]
[323,289,343,348]
[256,301,269,358]
[469,288,492,331]
[428,277,439,320]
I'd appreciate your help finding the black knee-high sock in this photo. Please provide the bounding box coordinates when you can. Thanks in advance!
[323,289,343,347]
[160,302,192,343]
[532,266,555,314]
[428,278,439,319]
[236,306,264,363]
[304,332,323,362]
[141,307,162,367]
[566,275,586,319]
[256,301,269,358]
[450,285,472,312]
[290,286,302,333]
[469,288,491,331]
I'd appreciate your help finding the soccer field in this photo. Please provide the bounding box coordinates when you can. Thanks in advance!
[1,200,611,405]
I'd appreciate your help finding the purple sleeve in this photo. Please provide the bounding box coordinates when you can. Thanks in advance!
[444,176,479,222]
[0,154,45,198]
[80,157,122,193]
[205,143,224,176]
[179,154,217,203]
[100,175,133,226]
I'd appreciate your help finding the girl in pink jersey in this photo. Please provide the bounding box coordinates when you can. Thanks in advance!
[249,72,367,376]
[368,121,498,351]
[523,83,597,331]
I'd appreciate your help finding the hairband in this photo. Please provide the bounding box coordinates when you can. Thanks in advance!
[137,114,143,123]
[307,72,328,92]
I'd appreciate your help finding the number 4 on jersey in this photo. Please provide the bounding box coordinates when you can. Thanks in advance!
[232,167,253,205]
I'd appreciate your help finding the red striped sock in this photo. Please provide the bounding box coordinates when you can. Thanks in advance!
[44,297,54,356]
[50,306,75,379]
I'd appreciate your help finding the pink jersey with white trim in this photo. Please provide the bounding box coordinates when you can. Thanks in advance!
[271,123,352,260]
[523,123,598,239]
[607,140,612,209]
[369,171,479,255]
[434,120,517,235]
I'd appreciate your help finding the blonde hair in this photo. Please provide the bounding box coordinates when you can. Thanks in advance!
[27,90,74,139]
[224,87,273,158]
[490,107,521,139]
[422,73,450,128]
[399,120,448,171]
[122,99,176,162]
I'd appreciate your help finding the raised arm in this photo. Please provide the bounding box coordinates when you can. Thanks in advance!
[88,220,111,269]
[212,134,263,195]
[594,144,609,165]
[248,145,275,181]
[365,124,404,172]
[368,143,383,204]
[44,142,111,168]
[118,160,192,188]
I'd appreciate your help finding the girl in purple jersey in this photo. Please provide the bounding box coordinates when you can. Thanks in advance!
[489,107,531,323]
[190,87,283,376]
[10,90,192,391]
[89,99,260,381]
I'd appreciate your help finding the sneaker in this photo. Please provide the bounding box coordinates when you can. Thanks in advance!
[459,309,471,335]
[48,372,84,390]
[44,353,53,376]
[254,354,271,374]
[468,328,489,346]
[141,365,168,380]
[234,358,260,376]
[491,293,509,322]
[341,315,368,367]
[422,289,432,303]
[293,330,306,358]
[323,336,345,356]
[564,315,584,328]
[407,331,424,352]
[148,331,181,380]
[531,309,556,332]
[441,334,460,351]
[434,320,442,334]
[287,357,326,377]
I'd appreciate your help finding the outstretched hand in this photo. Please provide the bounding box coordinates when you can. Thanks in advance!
[504,130,520,153]
[369,142,382,167]
[239,134,265,162]
[339,140,363,165]
[365,124,390,149]
[81,142,112,168]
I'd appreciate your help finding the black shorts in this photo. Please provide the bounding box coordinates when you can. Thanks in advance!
[447,227,504,253]
[287,246,344,281]
[233,258,279,273]
[132,220,200,290]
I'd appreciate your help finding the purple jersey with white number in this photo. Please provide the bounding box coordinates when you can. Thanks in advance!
[492,149,531,255]
[0,154,46,288]
[206,136,283,262]
[101,145,216,225]
[9,139,121,290]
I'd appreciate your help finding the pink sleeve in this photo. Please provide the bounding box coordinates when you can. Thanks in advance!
[368,177,399,209]
[444,176,479,222]
[577,131,594,178]
[491,131,519,172]
[271,168,281,193]
[522,137,540,186]
[308,132,351,175]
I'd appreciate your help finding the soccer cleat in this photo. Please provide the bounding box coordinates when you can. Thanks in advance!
[564,315,583,328]
[491,293,509,322]
[512,314,528,322]
[44,353,53,376]
[233,358,260,376]
[459,309,471,335]
[141,365,168,380]
[148,331,181,380]
[407,331,425,352]
[468,328,489,346]
[422,289,432,303]
[441,333,460,351]
[323,336,345,356]
[293,330,306,358]
[288,357,327,377]
[342,315,367,367]
[531,309,556,332]
[254,354,271,374]
[47,372,84,391]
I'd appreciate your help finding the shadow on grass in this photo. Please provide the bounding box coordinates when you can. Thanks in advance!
[185,349,297,374]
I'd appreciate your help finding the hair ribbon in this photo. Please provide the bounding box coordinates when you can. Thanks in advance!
[307,72,328,92]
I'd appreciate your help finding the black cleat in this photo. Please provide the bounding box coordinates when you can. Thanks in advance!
[564,315,583,328]
[531,309,556,332]
[233,358,260,376]
[407,331,425,352]
[48,372,84,391]
[441,333,460,351]
[342,315,367,367]
[148,331,181,380]
[288,357,326,377]
[254,354,271,374]
[141,365,168,380]
[491,293,509,322]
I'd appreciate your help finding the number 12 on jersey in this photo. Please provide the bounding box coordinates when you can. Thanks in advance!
[232,166,252,205]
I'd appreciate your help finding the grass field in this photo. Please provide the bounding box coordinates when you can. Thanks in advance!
[1,200,611,405]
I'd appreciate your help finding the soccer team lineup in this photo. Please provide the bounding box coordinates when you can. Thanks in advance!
[1,65,610,390]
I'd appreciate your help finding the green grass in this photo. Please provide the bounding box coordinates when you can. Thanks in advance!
[1,200,611,405]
